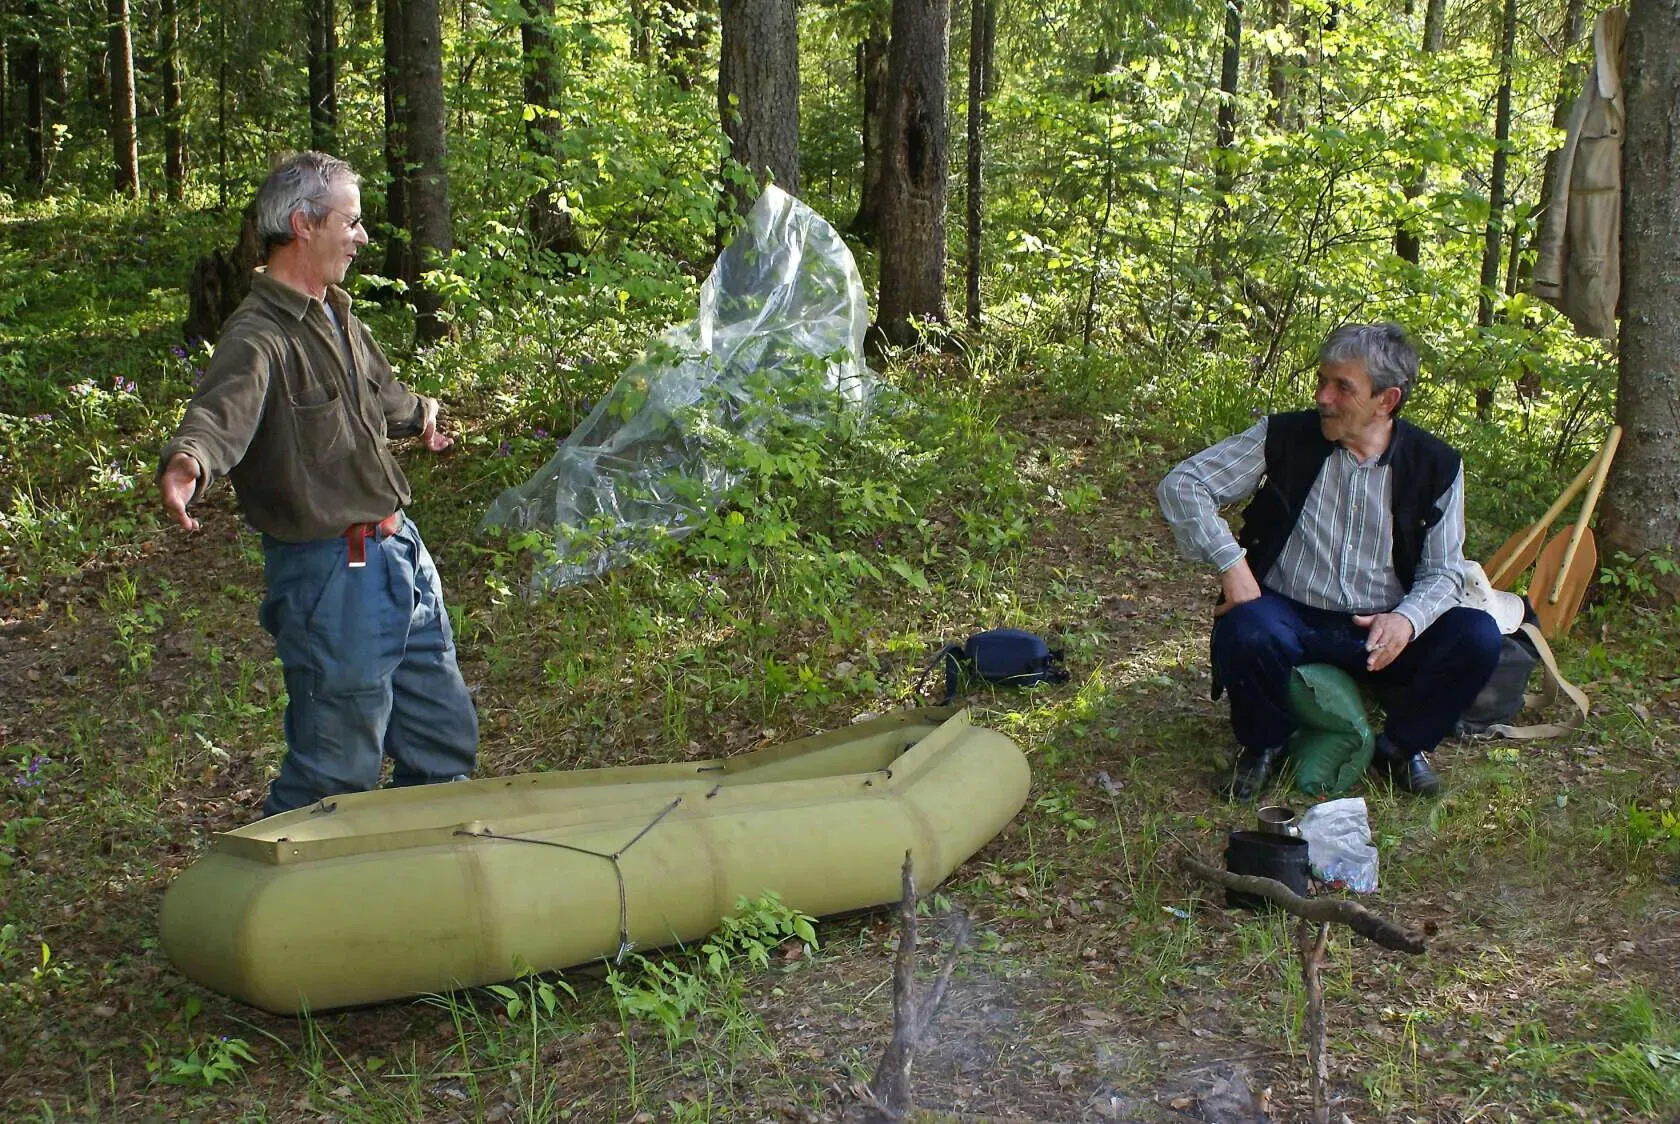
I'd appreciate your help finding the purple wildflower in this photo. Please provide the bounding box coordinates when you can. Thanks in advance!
[170,344,188,360]
[496,440,511,458]
[533,428,548,440]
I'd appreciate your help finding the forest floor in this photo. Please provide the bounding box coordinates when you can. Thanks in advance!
[2,205,1679,1122]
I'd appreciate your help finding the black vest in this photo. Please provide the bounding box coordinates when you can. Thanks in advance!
[1237,410,1461,593]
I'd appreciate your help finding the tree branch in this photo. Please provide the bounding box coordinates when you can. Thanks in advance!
[1175,851,1426,954]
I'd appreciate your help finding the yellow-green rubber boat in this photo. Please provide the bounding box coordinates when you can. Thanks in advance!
[160,707,1029,1013]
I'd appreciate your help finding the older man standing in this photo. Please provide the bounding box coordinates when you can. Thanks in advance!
[157,151,478,816]
[1158,323,1501,800]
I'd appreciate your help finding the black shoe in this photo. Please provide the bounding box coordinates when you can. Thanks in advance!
[1377,747,1441,797]
[1222,745,1282,802]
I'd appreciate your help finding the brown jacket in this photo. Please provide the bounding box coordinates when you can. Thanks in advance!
[1533,7,1626,341]
[159,272,433,542]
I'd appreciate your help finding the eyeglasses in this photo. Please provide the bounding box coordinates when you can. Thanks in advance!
[322,207,365,231]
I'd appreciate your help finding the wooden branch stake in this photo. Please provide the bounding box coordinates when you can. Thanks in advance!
[849,851,973,1123]
[1177,848,1427,1122]
[1298,919,1331,1124]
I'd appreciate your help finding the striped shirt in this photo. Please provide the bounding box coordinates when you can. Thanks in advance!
[1157,418,1467,637]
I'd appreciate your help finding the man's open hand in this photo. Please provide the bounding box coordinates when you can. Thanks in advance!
[418,397,453,453]
[1353,611,1414,672]
[159,452,201,532]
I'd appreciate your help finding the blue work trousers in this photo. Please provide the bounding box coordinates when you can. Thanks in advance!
[1211,592,1502,757]
[258,516,478,816]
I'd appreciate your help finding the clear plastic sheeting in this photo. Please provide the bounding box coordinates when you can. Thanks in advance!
[480,186,873,588]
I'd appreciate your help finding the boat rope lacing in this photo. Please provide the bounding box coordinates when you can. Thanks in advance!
[452,796,683,964]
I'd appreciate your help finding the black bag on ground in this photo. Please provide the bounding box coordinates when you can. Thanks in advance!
[1454,597,1589,739]
[914,628,1069,705]
[1458,626,1541,734]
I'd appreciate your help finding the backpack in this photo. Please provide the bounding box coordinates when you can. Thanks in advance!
[1456,613,1589,739]
[913,628,1069,705]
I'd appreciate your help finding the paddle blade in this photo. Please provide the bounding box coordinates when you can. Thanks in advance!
[1484,522,1546,590]
[1551,530,1597,638]
[1531,530,1597,639]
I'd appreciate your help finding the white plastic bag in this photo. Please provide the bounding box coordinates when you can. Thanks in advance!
[1298,797,1379,893]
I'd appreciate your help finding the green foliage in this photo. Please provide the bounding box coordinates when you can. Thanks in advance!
[700,891,819,976]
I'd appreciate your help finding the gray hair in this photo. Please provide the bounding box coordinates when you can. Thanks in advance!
[1318,323,1419,413]
[254,152,359,254]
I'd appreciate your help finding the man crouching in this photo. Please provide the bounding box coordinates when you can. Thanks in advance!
[1157,324,1501,800]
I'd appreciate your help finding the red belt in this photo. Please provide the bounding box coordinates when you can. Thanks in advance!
[345,511,402,568]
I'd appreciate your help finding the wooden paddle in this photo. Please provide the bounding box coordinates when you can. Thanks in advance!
[1531,425,1621,639]
[1483,449,1603,590]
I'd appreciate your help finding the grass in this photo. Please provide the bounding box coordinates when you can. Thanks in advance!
[3,196,1680,1121]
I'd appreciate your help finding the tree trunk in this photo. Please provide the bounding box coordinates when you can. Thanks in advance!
[850,29,889,239]
[872,0,950,350]
[307,0,339,152]
[1524,0,1589,283]
[161,0,184,199]
[521,0,580,256]
[397,0,453,342]
[217,0,228,207]
[657,0,710,91]
[1599,0,1680,600]
[107,0,138,196]
[1394,0,1446,262]
[1210,0,1242,282]
[1,36,9,182]
[1477,0,1516,329]
[20,0,44,190]
[382,0,412,283]
[964,0,989,330]
[717,0,798,215]
[1265,0,1289,128]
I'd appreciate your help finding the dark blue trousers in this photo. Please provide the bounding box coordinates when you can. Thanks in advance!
[258,517,479,816]
[1211,592,1502,757]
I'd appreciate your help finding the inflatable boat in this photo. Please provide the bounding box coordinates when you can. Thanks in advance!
[160,707,1029,1013]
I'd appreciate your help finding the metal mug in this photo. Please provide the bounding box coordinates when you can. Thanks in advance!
[1257,804,1302,838]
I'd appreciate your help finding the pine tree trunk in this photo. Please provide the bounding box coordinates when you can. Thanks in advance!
[717,0,798,215]
[850,29,888,239]
[162,0,185,199]
[382,0,412,284]
[307,0,339,152]
[398,0,453,342]
[964,0,988,330]
[107,0,138,196]
[1394,0,1445,263]
[1477,0,1517,328]
[521,0,580,256]
[1600,0,1680,599]
[872,0,950,350]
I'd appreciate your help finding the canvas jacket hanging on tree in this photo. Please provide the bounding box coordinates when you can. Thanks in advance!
[1533,7,1627,341]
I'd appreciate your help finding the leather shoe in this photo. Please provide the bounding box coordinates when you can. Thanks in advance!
[1380,748,1441,797]
[1222,744,1282,802]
